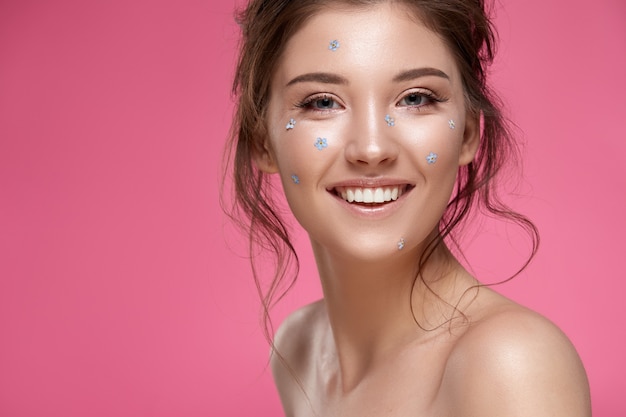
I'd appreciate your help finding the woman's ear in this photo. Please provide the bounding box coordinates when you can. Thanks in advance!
[458,112,480,166]
[253,139,279,174]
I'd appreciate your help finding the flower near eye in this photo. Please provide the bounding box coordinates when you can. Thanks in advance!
[286,118,296,130]
[426,152,438,164]
[385,114,395,127]
[448,119,456,129]
[328,40,340,51]
[314,137,328,150]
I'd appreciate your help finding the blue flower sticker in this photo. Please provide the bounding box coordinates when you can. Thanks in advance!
[291,174,300,184]
[397,238,406,250]
[385,114,395,127]
[448,119,456,129]
[314,137,328,150]
[426,152,438,164]
[286,118,296,130]
[328,40,340,51]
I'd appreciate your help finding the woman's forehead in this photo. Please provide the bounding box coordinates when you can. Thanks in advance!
[273,3,459,87]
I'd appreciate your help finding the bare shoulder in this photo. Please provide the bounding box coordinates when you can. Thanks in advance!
[272,299,326,369]
[441,293,591,417]
[270,299,326,412]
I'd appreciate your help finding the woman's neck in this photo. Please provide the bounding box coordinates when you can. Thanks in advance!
[310,239,471,391]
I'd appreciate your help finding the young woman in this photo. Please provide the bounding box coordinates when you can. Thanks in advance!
[225,0,591,415]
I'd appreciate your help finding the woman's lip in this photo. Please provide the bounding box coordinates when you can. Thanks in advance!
[327,185,412,217]
[330,184,411,203]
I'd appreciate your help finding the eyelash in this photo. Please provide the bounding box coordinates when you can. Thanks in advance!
[396,89,447,110]
[294,94,341,111]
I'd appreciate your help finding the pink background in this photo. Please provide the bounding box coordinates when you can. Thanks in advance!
[1,0,624,415]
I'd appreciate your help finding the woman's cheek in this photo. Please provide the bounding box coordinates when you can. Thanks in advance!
[396,114,464,170]
[271,123,338,188]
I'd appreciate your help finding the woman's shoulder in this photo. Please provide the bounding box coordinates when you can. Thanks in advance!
[272,299,326,363]
[441,291,591,416]
[270,300,326,409]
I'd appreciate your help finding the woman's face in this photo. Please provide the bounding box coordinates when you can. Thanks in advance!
[260,2,479,260]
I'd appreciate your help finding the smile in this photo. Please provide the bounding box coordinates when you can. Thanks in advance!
[332,185,410,204]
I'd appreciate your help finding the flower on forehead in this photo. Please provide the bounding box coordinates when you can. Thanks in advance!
[314,137,328,150]
[286,118,296,130]
[448,119,456,129]
[291,174,300,184]
[385,114,395,127]
[328,40,340,51]
[426,152,438,164]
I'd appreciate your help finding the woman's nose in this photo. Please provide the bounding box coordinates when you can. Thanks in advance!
[343,106,399,167]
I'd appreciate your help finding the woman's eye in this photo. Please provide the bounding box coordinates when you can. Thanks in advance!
[296,95,341,111]
[398,92,434,107]
[313,97,338,109]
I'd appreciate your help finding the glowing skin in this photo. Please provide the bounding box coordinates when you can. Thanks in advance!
[260,4,591,417]
[260,3,478,261]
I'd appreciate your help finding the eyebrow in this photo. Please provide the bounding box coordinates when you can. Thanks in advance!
[285,67,449,88]
[286,72,349,87]
[393,67,450,82]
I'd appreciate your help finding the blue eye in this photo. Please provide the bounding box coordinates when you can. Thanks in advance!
[296,94,342,111]
[314,97,336,109]
[398,92,432,107]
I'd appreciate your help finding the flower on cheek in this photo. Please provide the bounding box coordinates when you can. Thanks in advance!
[286,119,296,130]
[291,174,300,184]
[328,40,340,51]
[426,152,438,164]
[314,137,328,150]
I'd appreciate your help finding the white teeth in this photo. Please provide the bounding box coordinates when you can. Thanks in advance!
[374,188,384,203]
[354,188,363,202]
[363,188,374,203]
[335,186,406,204]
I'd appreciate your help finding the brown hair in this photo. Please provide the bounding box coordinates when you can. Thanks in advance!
[222,0,538,340]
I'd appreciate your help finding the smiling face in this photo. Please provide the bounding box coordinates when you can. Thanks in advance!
[258,2,479,260]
